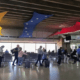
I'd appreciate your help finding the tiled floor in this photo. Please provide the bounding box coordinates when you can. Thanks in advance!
[0,62,80,80]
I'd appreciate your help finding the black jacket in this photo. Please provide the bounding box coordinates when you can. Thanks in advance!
[71,50,76,56]
[11,48,18,57]
[58,49,62,55]
[63,50,68,55]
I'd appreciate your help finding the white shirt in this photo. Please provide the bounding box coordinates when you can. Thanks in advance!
[38,48,43,54]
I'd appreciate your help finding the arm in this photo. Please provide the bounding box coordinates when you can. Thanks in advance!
[22,51,27,55]
[13,48,17,52]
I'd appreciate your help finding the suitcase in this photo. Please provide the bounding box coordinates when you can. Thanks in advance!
[44,60,49,67]
[25,60,30,68]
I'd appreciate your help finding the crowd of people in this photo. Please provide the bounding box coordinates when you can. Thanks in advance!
[0,44,80,68]
[57,46,80,65]
[0,45,49,67]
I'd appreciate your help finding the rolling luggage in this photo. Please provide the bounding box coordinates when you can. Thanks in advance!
[44,60,49,67]
[25,59,30,68]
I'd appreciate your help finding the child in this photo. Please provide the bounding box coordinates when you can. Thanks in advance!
[18,48,27,66]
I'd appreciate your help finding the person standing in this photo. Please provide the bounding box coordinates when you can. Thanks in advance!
[5,49,9,54]
[42,49,48,64]
[0,45,4,67]
[57,47,62,65]
[43,48,45,52]
[12,45,21,65]
[71,49,78,64]
[35,46,43,66]
[18,48,27,66]
[77,46,80,60]
[63,48,68,63]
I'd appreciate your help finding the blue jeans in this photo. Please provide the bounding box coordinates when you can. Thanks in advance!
[18,57,23,66]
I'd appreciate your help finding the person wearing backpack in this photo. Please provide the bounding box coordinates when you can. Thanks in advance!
[12,45,21,65]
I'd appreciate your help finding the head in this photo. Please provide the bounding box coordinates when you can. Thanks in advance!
[17,45,19,48]
[60,47,62,50]
[48,50,50,52]
[40,46,42,49]
[1,45,4,48]
[24,50,27,53]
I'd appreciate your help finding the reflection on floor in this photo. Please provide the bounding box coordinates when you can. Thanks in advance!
[0,62,80,80]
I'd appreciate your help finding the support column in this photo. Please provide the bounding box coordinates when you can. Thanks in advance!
[57,38,63,49]
[57,37,71,53]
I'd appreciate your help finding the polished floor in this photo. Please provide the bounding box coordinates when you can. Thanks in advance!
[0,62,80,80]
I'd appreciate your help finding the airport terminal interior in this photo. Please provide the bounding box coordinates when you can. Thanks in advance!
[1,0,80,80]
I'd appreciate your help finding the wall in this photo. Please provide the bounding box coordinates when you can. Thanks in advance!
[0,38,57,43]
[1,29,52,38]
[2,29,22,36]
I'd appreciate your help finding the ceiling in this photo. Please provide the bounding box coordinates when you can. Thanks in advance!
[0,0,80,33]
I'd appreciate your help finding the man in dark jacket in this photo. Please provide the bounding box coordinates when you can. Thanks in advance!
[71,49,78,64]
[57,47,62,65]
[12,45,20,65]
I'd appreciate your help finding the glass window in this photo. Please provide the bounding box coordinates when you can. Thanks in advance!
[46,44,55,52]
[0,42,56,53]
[0,43,11,53]
[12,43,24,51]
[35,43,45,53]
[24,43,35,52]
